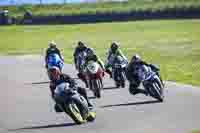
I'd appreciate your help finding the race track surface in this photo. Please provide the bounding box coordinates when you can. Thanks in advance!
[0,55,200,133]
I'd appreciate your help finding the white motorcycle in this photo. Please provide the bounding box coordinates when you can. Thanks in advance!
[138,65,164,102]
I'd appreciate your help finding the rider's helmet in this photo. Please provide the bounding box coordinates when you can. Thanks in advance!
[131,54,141,63]
[49,41,57,49]
[78,41,86,50]
[48,66,61,81]
[111,41,119,53]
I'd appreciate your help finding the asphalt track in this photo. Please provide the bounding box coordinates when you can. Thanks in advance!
[0,55,200,133]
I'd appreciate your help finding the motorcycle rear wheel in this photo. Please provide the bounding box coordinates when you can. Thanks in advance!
[93,79,102,98]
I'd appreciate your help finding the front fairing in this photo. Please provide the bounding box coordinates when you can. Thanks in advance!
[137,65,155,81]
[87,61,99,74]
[86,61,103,79]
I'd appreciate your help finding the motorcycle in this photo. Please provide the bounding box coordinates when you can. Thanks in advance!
[46,53,64,80]
[46,53,64,71]
[111,56,127,88]
[138,64,164,102]
[85,60,104,98]
[54,82,96,124]
[75,51,89,87]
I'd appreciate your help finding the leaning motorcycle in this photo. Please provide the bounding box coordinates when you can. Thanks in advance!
[85,60,104,98]
[111,56,127,88]
[54,83,96,124]
[138,65,164,102]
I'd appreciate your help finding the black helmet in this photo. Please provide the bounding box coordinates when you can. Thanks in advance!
[111,42,119,53]
[78,41,86,50]
[78,41,84,46]
[78,41,86,47]
[131,54,141,63]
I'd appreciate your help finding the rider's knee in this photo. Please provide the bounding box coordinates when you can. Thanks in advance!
[129,83,140,95]
[77,73,85,80]
[77,87,87,97]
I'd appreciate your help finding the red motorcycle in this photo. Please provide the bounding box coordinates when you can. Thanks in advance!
[85,60,104,98]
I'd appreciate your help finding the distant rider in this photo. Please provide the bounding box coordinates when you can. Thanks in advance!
[73,41,94,87]
[45,41,64,68]
[105,42,128,78]
[84,50,105,71]
[126,54,163,95]
[48,66,93,113]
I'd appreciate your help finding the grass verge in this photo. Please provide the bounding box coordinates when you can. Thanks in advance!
[192,130,200,133]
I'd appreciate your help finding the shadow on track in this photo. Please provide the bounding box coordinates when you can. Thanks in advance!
[103,86,120,90]
[100,100,161,108]
[30,81,50,85]
[8,122,77,131]
[89,96,96,99]
[26,78,80,85]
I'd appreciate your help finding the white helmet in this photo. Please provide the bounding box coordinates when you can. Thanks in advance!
[49,41,56,48]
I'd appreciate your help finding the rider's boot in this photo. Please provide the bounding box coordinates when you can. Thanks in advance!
[106,69,112,78]
[54,103,63,113]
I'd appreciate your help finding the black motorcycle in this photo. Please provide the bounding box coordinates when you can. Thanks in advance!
[54,83,95,124]
[111,56,127,88]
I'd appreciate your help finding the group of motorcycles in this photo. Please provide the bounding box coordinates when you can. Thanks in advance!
[45,52,164,124]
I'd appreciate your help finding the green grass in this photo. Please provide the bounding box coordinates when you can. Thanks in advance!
[0,19,200,86]
[192,130,200,133]
[1,0,200,18]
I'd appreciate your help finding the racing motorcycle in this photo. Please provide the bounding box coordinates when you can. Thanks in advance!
[54,82,96,124]
[85,60,104,98]
[75,51,90,88]
[46,53,64,80]
[138,64,164,102]
[111,56,127,88]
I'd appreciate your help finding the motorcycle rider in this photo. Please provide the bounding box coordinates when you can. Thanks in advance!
[73,41,94,87]
[126,54,163,95]
[84,52,105,88]
[48,66,93,113]
[45,41,64,68]
[84,51,105,71]
[105,41,128,78]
